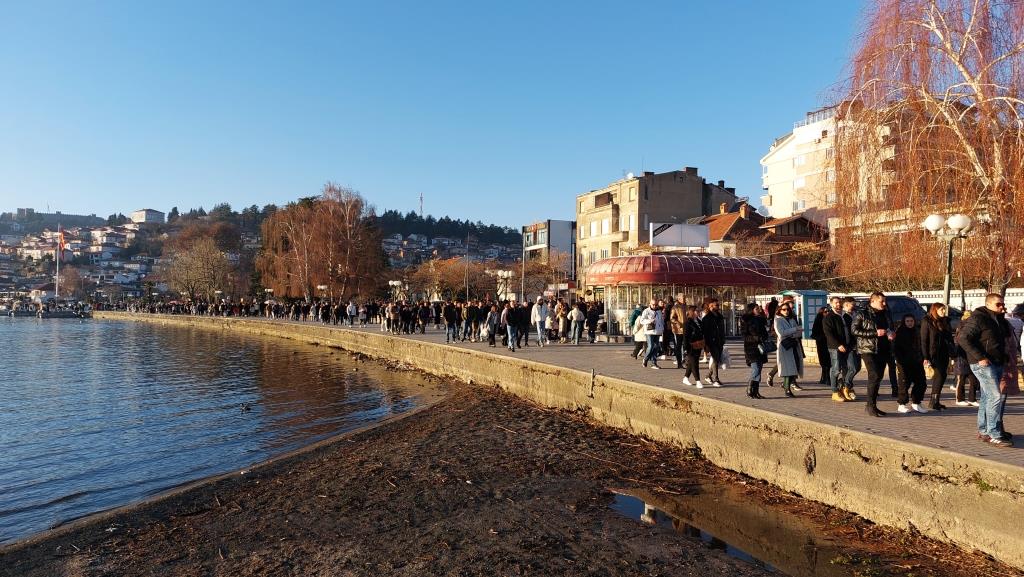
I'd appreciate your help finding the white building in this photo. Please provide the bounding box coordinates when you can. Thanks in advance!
[522,219,576,279]
[131,209,165,225]
[760,106,837,224]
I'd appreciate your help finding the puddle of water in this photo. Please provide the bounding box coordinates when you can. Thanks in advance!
[611,493,774,572]
[609,485,867,577]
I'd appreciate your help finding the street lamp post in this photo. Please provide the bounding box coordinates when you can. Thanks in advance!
[923,213,972,311]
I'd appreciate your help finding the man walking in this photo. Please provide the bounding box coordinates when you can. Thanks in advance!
[852,292,893,417]
[823,296,858,402]
[531,296,549,347]
[960,294,1012,447]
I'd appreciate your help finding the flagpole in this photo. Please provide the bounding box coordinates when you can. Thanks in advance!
[55,223,61,302]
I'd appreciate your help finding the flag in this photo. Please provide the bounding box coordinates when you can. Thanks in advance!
[57,226,66,261]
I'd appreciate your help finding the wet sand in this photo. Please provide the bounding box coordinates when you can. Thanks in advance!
[2,380,1019,577]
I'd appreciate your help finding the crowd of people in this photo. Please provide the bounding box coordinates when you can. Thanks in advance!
[123,288,1020,448]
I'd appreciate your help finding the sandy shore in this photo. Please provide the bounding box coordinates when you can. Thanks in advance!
[2,380,1019,577]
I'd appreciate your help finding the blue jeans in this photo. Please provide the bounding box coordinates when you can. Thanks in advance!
[643,334,661,366]
[446,322,458,342]
[536,322,547,345]
[570,320,581,344]
[749,360,763,382]
[970,362,1006,438]
[507,325,518,350]
[829,348,858,392]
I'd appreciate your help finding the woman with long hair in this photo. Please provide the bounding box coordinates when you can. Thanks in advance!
[741,302,769,399]
[920,302,952,410]
[774,301,804,397]
[811,306,832,384]
[682,306,705,387]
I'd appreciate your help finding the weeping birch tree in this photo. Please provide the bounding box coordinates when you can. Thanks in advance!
[833,0,1024,293]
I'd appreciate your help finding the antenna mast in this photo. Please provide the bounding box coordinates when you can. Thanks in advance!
[419,193,424,219]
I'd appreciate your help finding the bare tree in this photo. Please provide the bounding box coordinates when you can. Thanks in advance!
[165,237,232,301]
[833,0,1024,293]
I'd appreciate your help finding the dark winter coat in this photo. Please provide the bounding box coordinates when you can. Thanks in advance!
[822,310,852,350]
[684,317,704,351]
[893,324,923,366]
[702,311,726,351]
[852,307,891,356]
[919,316,952,365]
[958,307,1008,365]
[741,313,768,366]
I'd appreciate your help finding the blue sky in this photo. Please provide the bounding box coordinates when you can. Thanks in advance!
[0,1,866,227]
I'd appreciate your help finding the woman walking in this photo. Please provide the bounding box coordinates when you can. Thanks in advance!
[893,314,928,413]
[484,304,499,347]
[953,315,980,406]
[683,306,705,387]
[774,301,804,397]
[741,303,768,399]
[920,303,952,410]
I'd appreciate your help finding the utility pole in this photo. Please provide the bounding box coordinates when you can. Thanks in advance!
[419,193,424,220]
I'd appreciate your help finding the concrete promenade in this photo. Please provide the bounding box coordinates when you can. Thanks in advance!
[395,327,1024,469]
[95,312,1024,569]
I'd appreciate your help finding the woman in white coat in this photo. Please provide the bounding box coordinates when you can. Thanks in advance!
[774,301,804,397]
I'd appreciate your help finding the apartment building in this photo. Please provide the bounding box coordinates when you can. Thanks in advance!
[760,106,838,224]
[522,219,576,279]
[575,167,737,290]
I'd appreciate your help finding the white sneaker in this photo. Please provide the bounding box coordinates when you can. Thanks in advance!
[658,355,666,360]
[650,365,661,370]
[695,382,704,389]
[711,381,723,388]
[704,377,713,385]
[969,401,980,407]
[911,403,929,413]
[956,400,970,406]
[949,384,957,391]
[897,404,911,414]
[683,377,692,386]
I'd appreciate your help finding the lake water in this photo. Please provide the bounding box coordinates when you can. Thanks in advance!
[0,318,427,544]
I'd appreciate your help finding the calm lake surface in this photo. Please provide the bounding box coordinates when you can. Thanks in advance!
[0,318,427,544]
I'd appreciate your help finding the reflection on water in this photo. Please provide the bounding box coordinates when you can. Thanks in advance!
[0,318,428,544]
[610,484,865,577]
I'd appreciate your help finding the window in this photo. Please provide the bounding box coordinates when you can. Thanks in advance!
[821,129,829,138]
[827,191,837,204]
[538,229,547,245]
[590,221,598,237]
[588,251,597,265]
[619,215,628,232]
[793,176,806,190]
[825,147,834,159]
[524,232,534,245]
[600,249,609,259]
[579,225,585,239]
[826,169,835,182]
[579,201,585,213]
[793,155,807,167]
[792,200,807,212]
[629,214,635,231]
[642,213,649,231]
[629,187,637,201]
[601,218,610,235]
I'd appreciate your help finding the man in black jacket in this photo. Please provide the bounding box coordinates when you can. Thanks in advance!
[823,296,858,402]
[852,292,893,417]
[961,294,1012,447]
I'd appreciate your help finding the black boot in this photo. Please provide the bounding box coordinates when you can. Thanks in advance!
[746,381,755,398]
[750,380,764,399]
[864,387,888,416]
[929,393,946,411]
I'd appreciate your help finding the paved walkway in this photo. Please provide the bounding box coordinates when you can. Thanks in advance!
[339,322,1024,469]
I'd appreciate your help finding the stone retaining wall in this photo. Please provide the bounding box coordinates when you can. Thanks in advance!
[96,312,1024,569]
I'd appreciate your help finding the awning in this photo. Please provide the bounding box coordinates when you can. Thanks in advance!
[586,254,773,287]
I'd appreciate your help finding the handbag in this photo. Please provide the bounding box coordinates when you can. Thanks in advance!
[480,326,490,339]
[690,339,705,350]
[781,337,798,350]
[759,340,778,355]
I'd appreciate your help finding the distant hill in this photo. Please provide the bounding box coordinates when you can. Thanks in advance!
[374,210,519,245]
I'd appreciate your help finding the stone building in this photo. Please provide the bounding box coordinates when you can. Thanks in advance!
[575,167,737,291]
